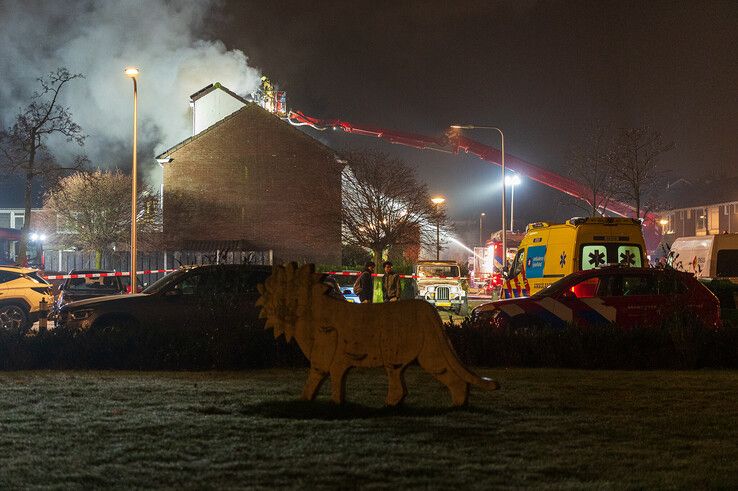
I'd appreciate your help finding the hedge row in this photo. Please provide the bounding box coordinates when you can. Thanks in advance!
[1,316,736,370]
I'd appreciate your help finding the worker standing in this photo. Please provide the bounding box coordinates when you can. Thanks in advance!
[382,261,401,302]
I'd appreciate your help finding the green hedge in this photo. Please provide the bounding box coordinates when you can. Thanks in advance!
[446,316,738,370]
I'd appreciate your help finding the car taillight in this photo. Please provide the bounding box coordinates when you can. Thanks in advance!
[31,287,51,295]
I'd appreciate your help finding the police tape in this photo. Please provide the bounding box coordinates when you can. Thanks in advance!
[42,269,466,281]
[43,269,176,280]
[325,271,465,280]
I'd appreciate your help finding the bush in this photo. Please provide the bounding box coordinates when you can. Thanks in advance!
[0,320,306,370]
[445,316,738,369]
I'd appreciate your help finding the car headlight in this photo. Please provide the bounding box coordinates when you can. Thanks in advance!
[70,309,95,321]
[427,286,436,293]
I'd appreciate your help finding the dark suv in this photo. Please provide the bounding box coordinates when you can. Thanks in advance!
[53,270,127,316]
[56,264,272,332]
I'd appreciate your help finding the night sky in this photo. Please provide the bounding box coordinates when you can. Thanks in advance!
[2,0,737,239]
[214,0,738,234]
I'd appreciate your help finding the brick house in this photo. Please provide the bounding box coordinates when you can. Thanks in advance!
[156,83,343,264]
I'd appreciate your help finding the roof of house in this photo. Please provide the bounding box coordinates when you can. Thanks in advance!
[189,82,250,105]
[156,98,339,161]
[661,175,738,210]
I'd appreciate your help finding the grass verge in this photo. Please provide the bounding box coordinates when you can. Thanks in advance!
[1,368,737,488]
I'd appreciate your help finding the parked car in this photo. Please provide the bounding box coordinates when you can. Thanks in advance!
[415,260,467,314]
[322,275,351,302]
[471,266,721,330]
[0,265,53,333]
[53,270,127,316]
[56,264,273,332]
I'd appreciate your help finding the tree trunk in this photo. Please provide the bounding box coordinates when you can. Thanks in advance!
[18,141,36,266]
[372,248,383,265]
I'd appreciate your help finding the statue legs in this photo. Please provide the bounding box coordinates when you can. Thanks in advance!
[301,367,327,401]
[329,363,350,404]
[384,365,408,407]
[418,352,470,407]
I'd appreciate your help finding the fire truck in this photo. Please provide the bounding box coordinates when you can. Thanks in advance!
[0,227,44,267]
[471,230,526,298]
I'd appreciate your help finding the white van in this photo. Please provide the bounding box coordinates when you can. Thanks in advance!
[668,234,738,280]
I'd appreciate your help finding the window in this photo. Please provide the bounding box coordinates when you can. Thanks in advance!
[13,214,24,229]
[0,212,10,228]
[708,207,720,234]
[686,209,692,219]
[0,271,21,284]
[716,250,738,277]
[679,210,684,220]
[508,249,525,278]
[621,275,657,296]
[570,277,599,298]
[617,245,642,267]
[655,274,688,295]
[581,245,608,270]
[172,272,204,295]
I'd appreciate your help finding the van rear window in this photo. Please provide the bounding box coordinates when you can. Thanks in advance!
[716,250,738,277]
[581,244,643,270]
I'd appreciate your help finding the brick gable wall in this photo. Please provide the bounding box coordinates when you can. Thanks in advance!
[162,105,342,264]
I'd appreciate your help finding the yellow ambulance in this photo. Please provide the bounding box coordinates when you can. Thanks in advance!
[504,217,647,297]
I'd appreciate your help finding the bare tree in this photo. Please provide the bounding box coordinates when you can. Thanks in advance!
[341,150,447,263]
[0,68,87,264]
[566,124,616,217]
[608,125,674,218]
[42,170,160,268]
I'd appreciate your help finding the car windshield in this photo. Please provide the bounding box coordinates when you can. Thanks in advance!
[142,270,188,294]
[65,276,121,292]
[417,265,459,278]
[26,271,50,285]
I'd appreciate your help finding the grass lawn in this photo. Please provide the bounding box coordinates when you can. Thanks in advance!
[1,368,737,489]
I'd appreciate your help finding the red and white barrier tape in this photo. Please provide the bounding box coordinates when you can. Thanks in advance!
[43,269,466,281]
[43,269,176,280]
[325,271,466,280]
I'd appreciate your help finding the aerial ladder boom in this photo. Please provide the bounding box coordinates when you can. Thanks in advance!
[287,111,658,247]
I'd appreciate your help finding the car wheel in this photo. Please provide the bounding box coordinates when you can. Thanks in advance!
[0,304,30,334]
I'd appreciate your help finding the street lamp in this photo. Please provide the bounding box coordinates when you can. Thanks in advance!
[125,67,139,294]
[479,212,486,245]
[450,124,507,268]
[431,196,446,261]
[504,173,521,232]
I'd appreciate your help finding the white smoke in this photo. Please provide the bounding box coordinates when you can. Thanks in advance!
[0,0,261,180]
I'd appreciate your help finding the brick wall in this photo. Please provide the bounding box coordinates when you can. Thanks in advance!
[162,105,342,264]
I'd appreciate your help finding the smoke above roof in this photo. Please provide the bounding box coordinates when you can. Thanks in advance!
[0,0,261,176]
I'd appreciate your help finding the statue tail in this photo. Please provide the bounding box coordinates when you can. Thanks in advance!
[431,313,500,391]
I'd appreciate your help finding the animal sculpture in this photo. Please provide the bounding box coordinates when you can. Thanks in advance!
[256,263,499,407]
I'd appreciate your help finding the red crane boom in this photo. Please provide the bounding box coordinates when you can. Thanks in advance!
[287,111,659,247]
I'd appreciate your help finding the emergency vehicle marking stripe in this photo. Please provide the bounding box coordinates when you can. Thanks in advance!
[579,298,617,322]
[498,303,526,317]
[537,297,573,323]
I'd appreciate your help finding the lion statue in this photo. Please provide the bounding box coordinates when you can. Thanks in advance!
[256,263,499,407]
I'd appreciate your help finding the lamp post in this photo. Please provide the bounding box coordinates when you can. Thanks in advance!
[431,196,446,260]
[125,67,139,294]
[450,125,506,268]
[504,173,521,232]
[479,212,486,245]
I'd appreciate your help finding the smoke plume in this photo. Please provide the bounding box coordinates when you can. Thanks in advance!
[0,0,261,180]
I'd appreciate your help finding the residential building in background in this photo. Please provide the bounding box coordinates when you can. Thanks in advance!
[658,176,738,245]
[156,83,343,265]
